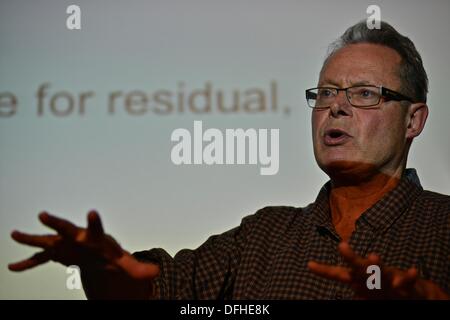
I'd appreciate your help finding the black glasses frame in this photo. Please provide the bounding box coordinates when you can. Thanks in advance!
[305,85,415,109]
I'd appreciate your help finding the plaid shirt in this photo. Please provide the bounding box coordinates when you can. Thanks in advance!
[134,169,450,299]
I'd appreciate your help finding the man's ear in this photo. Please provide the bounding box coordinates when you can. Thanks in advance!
[406,103,428,139]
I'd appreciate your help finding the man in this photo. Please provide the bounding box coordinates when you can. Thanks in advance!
[9,20,450,299]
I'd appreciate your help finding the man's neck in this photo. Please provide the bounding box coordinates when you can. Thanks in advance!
[329,168,403,241]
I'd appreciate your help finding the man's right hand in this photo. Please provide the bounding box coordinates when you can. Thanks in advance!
[8,210,160,299]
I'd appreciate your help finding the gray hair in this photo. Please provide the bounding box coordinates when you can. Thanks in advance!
[323,20,428,103]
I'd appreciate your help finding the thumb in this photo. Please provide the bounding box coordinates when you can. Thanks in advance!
[116,252,160,280]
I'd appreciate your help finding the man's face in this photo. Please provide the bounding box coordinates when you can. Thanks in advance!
[311,43,410,180]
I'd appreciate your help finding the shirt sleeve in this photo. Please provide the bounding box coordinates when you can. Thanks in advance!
[132,212,258,299]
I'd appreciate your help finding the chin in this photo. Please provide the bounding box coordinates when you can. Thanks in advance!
[318,159,379,183]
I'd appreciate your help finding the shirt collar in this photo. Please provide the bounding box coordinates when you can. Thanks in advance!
[311,168,423,235]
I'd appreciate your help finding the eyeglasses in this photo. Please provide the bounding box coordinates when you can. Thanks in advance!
[305,85,415,109]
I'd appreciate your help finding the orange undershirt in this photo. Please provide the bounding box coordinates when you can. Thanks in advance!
[330,172,401,241]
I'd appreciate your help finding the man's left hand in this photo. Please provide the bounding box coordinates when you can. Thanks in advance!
[308,242,449,299]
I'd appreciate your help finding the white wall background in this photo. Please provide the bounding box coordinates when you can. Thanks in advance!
[1,0,449,299]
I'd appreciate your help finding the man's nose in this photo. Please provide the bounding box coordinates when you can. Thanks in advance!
[329,91,353,117]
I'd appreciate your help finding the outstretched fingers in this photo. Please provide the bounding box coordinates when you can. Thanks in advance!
[339,242,372,268]
[39,212,80,239]
[87,210,104,239]
[11,230,59,249]
[8,251,52,272]
[392,267,418,289]
[308,261,352,283]
[339,242,381,279]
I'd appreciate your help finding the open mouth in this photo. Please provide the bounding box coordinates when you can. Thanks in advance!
[323,128,351,146]
[328,130,344,138]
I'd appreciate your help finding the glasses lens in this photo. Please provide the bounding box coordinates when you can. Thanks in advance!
[307,88,337,108]
[347,86,381,107]
[306,86,382,108]
[306,90,318,108]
